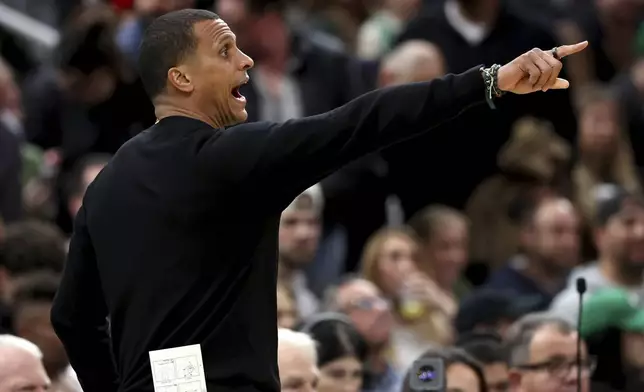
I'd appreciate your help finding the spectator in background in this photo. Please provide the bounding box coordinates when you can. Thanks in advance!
[0,334,50,392]
[12,273,81,392]
[299,314,367,392]
[378,40,446,86]
[65,153,110,221]
[278,185,324,319]
[116,0,197,66]
[356,0,422,60]
[216,0,374,125]
[217,0,380,279]
[277,328,319,392]
[315,39,448,281]
[0,58,23,224]
[401,347,488,392]
[22,4,155,233]
[613,57,644,167]
[571,0,644,82]
[24,4,154,167]
[301,0,370,51]
[390,0,575,221]
[0,220,66,333]
[277,283,299,330]
[408,205,470,304]
[466,117,570,269]
[504,313,592,392]
[550,185,644,326]
[360,227,452,372]
[484,197,580,311]
[456,332,509,392]
[323,276,400,392]
[580,288,644,391]
[572,85,641,245]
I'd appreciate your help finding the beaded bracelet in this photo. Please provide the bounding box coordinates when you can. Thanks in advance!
[480,64,505,110]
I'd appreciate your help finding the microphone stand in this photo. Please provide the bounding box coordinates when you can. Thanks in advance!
[576,278,587,392]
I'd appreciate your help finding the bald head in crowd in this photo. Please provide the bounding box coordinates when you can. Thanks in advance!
[0,335,50,392]
[379,40,446,86]
[522,197,580,274]
[278,328,319,392]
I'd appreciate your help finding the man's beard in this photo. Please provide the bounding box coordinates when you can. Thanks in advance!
[619,259,644,277]
[279,252,313,270]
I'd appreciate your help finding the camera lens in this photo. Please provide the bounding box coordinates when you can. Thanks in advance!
[417,365,435,382]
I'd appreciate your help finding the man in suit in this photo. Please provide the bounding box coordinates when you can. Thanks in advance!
[50,8,586,392]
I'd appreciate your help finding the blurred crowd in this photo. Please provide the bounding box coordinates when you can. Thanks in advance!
[0,0,643,391]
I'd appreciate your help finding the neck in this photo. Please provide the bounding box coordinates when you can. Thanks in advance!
[277,260,295,283]
[600,257,644,286]
[580,154,612,176]
[523,255,566,293]
[367,349,389,374]
[154,100,224,129]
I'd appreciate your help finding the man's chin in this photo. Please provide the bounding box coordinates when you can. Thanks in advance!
[234,108,248,123]
[224,110,248,126]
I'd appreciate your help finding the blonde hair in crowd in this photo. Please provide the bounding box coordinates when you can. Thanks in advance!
[360,227,418,291]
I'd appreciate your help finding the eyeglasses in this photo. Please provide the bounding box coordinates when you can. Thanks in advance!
[515,356,597,379]
[347,297,390,311]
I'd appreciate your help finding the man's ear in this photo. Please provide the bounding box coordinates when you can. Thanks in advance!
[508,369,523,391]
[167,66,194,93]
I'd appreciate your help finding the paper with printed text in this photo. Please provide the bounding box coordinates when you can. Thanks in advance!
[149,344,207,392]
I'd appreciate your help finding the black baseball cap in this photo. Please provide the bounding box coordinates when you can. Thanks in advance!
[594,184,644,227]
[454,290,543,335]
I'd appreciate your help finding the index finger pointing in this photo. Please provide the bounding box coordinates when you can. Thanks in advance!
[553,41,589,59]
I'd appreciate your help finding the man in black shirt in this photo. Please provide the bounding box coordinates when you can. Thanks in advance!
[50,8,586,392]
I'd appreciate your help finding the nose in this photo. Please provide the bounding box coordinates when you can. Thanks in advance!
[239,49,254,71]
[397,258,417,276]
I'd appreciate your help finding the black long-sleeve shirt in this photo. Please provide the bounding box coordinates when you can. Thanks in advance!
[51,67,486,392]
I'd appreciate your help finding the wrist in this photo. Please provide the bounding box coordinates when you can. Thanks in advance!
[496,64,511,92]
[481,64,505,109]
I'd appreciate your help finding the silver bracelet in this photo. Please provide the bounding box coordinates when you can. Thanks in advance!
[480,64,505,109]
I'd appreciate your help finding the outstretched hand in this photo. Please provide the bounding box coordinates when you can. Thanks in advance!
[497,41,588,94]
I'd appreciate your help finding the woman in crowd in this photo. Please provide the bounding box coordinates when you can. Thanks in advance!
[572,84,641,258]
[299,313,368,392]
[360,227,453,372]
[401,347,488,392]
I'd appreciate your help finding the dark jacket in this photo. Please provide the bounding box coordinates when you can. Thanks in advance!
[51,68,487,392]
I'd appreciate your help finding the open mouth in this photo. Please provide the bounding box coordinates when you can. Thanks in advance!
[231,86,243,99]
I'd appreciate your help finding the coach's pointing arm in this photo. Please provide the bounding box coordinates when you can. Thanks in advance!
[203,43,587,203]
[51,204,119,392]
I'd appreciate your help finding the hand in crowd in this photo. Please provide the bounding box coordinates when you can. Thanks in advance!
[405,272,457,317]
[498,41,588,94]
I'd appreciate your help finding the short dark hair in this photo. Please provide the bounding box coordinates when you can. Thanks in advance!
[456,331,507,365]
[0,221,66,276]
[138,9,220,99]
[401,347,488,392]
[299,313,368,367]
[12,272,60,306]
[504,312,574,367]
[408,204,468,244]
